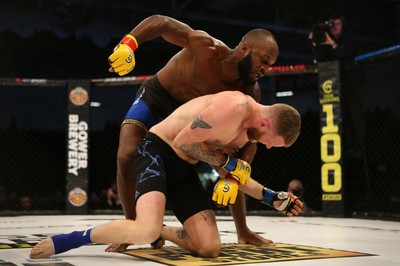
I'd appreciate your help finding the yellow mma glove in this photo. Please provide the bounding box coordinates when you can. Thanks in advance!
[212,173,240,207]
[222,154,251,185]
[108,34,139,76]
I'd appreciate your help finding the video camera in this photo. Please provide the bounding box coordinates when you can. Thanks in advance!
[311,20,334,44]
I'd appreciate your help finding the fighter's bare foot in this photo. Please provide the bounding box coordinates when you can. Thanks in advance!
[105,243,130,253]
[30,238,55,259]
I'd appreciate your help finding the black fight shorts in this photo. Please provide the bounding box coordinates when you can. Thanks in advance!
[133,132,213,224]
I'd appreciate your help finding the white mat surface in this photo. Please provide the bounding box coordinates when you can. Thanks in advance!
[1,215,399,265]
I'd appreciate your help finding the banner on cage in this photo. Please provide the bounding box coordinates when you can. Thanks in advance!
[318,61,345,217]
[66,80,91,214]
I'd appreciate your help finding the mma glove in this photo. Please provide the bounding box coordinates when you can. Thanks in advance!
[108,34,139,76]
[212,173,239,207]
[222,154,251,185]
[261,188,298,216]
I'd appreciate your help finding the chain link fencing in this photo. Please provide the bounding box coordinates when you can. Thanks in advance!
[0,48,399,219]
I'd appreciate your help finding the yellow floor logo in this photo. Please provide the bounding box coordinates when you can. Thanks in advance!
[125,243,373,265]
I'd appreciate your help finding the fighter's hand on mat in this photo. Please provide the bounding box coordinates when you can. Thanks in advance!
[261,189,303,216]
[108,34,138,76]
[222,155,251,185]
[212,177,239,207]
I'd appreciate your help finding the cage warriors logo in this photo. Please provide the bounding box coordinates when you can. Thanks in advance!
[322,80,333,93]
[319,80,340,104]
[68,114,88,176]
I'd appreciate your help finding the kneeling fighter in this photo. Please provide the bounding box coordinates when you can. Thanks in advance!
[30,90,303,259]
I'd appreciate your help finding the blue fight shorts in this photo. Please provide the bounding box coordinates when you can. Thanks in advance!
[122,87,156,131]
[122,75,182,131]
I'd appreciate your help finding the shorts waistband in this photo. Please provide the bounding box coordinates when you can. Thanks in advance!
[144,132,173,153]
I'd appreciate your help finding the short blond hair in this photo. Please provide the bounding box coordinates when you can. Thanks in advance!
[271,103,301,147]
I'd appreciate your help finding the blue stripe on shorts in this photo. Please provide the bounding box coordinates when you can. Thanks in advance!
[123,88,157,130]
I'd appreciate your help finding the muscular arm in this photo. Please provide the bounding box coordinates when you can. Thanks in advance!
[179,143,227,166]
[227,82,274,245]
[238,177,264,200]
[129,14,193,48]
[226,139,261,245]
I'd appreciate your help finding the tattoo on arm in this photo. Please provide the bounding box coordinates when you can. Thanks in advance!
[180,143,224,166]
[191,116,212,129]
[176,228,188,240]
[181,116,226,165]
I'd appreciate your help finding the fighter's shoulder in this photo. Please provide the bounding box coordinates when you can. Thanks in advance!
[188,30,221,48]
[215,91,248,106]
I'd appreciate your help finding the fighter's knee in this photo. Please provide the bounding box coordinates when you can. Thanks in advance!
[194,240,221,258]
[117,150,133,165]
[144,227,163,244]
[126,225,162,245]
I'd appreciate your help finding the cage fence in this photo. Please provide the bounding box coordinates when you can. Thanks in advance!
[0,49,399,219]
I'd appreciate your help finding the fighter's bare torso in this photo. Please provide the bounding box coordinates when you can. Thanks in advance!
[151,91,255,165]
[156,30,259,103]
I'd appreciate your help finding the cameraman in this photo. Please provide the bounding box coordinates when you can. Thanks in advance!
[309,15,358,63]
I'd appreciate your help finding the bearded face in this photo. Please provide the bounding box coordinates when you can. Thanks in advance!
[238,52,256,86]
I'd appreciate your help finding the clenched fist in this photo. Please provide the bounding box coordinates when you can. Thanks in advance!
[108,34,138,76]
[212,177,239,207]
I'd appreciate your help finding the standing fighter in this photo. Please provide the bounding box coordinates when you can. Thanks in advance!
[108,14,279,250]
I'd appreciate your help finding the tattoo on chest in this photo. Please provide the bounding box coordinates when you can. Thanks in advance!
[191,116,212,130]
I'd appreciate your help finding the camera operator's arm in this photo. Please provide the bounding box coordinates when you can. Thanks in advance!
[308,32,328,62]
[309,31,357,62]
[321,33,337,49]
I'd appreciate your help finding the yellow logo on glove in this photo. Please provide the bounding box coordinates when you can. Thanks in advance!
[126,55,133,63]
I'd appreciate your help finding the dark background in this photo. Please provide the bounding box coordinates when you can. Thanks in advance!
[0,0,399,79]
[0,1,399,216]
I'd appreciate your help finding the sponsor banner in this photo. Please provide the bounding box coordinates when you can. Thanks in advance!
[125,243,373,265]
[318,61,344,217]
[66,80,90,213]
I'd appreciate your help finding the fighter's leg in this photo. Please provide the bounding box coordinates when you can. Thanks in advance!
[161,165,221,258]
[162,210,220,258]
[116,123,147,220]
[30,192,166,258]
[116,87,157,220]
[92,192,166,244]
[103,123,146,253]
